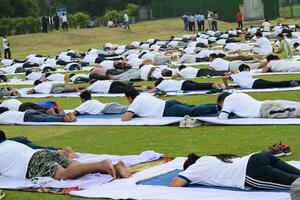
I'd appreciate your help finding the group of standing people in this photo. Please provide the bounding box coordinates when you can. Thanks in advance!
[183,11,218,32]
[41,13,68,33]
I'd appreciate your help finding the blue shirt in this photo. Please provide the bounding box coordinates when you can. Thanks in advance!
[198,15,205,21]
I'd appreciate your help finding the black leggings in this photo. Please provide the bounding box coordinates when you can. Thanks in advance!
[108,81,132,93]
[252,79,292,89]
[19,102,48,114]
[196,69,227,77]
[246,152,300,189]
[23,63,39,68]
[89,73,108,80]
[181,80,213,91]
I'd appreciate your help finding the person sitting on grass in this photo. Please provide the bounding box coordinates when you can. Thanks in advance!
[146,78,225,93]
[0,107,76,124]
[0,139,131,180]
[217,92,300,120]
[223,64,300,89]
[122,88,217,121]
[171,152,300,200]
[26,80,85,95]
[70,90,128,115]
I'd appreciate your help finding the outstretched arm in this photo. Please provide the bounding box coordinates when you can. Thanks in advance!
[122,112,134,121]
[171,176,189,187]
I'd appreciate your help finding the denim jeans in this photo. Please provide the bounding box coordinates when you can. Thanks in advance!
[24,109,64,122]
[163,100,217,117]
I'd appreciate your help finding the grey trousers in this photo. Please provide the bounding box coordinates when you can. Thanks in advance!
[102,103,128,114]
[114,69,140,80]
[260,101,300,118]
[50,84,66,94]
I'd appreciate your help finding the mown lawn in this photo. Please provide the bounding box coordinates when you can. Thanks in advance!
[2,17,300,199]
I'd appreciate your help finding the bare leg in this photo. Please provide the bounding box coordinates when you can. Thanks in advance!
[54,159,116,180]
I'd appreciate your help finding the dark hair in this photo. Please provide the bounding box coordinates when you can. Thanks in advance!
[238,64,250,72]
[294,43,299,48]
[255,32,262,37]
[25,70,32,76]
[266,54,280,62]
[80,90,92,101]
[154,78,164,86]
[162,69,172,77]
[217,53,226,58]
[217,92,231,111]
[183,153,239,170]
[209,53,218,59]
[178,65,187,71]
[0,75,8,82]
[45,73,51,78]
[277,33,284,38]
[0,130,6,140]
[125,88,140,99]
[0,107,9,114]
[34,80,42,86]
[69,73,75,78]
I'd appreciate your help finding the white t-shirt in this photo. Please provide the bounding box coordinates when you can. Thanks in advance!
[87,80,112,93]
[124,13,129,22]
[0,111,25,124]
[69,74,89,82]
[2,38,9,49]
[33,83,53,94]
[74,100,106,115]
[256,37,272,53]
[82,55,97,64]
[219,93,262,119]
[26,72,43,81]
[178,154,252,189]
[229,71,256,89]
[0,141,40,178]
[27,57,45,65]
[0,59,14,66]
[156,80,185,92]
[178,67,199,78]
[127,95,166,118]
[47,74,65,82]
[61,15,67,23]
[0,99,22,111]
[262,22,271,32]
[100,60,114,69]
[44,58,57,66]
[268,60,300,72]
[209,58,230,71]
[140,65,162,80]
[128,58,143,69]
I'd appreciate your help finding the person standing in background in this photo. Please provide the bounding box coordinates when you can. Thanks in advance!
[41,16,48,33]
[61,13,68,31]
[188,14,195,32]
[212,11,218,31]
[236,9,243,29]
[124,11,130,30]
[2,36,11,59]
[197,13,205,32]
[53,14,60,31]
[207,11,213,30]
[182,14,188,31]
[49,15,54,32]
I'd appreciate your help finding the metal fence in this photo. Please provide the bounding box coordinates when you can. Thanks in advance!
[279,0,300,18]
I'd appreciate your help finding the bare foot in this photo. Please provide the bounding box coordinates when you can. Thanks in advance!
[114,161,132,178]
[63,114,76,122]
[99,159,116,179]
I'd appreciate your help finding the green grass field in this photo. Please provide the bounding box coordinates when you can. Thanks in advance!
[2,17,300,200]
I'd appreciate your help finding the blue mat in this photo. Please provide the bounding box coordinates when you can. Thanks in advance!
[137,169,288,193]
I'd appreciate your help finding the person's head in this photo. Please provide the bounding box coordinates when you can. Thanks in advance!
[0,130,6,141]
[34,80,42,86]
[0,75,8,83]
[125,88,140,103]
[238,64,250,72]
[255,32,262,38]
[154,78,164,87]
[161,69,172,77]
[286,32,292,38]
[25,70,32,76]
[80,90,92,102]
[69,73,75,79]
[45,73,51,78]
[0,107,9,114]
[266,54,280,62]
[183,153,200,170]
[178,65,187,71]
[217,92,231,111]
[294,42,299,49]
[277,33,284,41]
[209,53,218,61]
[62,13,65,16]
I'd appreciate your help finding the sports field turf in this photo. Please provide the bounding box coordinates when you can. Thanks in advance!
[2,17,300,199]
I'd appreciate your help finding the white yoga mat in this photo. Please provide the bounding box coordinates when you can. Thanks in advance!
[70,157,299,200]
[0,79,64,86]
[171,62,210,66]
[0,151,163,190]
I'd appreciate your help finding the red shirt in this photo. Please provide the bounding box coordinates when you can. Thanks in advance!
[236,12,243,22]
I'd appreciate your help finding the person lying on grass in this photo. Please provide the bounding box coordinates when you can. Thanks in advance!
[223,64,300,89]
[69,90,128,116]
[171,152,300,200]
[0,139,131,180]
[146,78,225,93]
[122,88,217,121]
[217,92,300,120]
